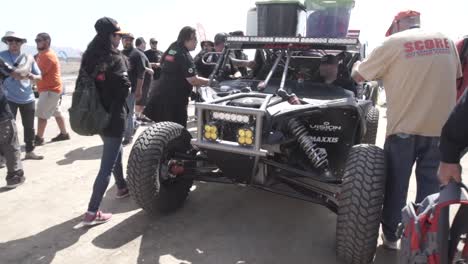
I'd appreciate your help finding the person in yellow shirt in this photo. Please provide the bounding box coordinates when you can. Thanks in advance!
[34,33,70,145]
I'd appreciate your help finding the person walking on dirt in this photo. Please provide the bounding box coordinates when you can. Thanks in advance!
[121,34,149,146]
[80,17,132,226]
[34,33,70,145]
[0,31,43,160]
[351,10,462,249]
[134,37,153,123]
[0,57,26,188]
[144,26,211,127]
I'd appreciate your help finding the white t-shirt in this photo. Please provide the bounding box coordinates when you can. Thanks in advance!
[357,28,462,137]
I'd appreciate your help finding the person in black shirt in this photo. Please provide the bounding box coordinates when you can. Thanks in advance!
[439,90,468,185]
[194,40,216,78]
[144,38,163,81]
[121,34,152,145]
[229,30,249,76]
[194,33,255,79]
[0,57,25,189]
[144,26,210,127]
[134,37,153,121]
[80,17,132,226]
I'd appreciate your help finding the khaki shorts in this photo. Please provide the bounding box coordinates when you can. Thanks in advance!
[36,91,62,119]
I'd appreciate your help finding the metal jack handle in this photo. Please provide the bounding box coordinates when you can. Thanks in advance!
[279,48,292,93]
[276,49,300,105]
[208,48,230,85]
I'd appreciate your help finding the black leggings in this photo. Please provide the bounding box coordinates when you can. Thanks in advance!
[8,101,36,153]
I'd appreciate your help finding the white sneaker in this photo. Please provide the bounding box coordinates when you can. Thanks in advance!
[381,233,399,250]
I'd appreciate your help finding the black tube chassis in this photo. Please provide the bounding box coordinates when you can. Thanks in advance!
[127,36,386,264]
[174,37,376,212]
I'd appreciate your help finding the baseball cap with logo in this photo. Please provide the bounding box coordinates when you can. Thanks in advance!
[385,10,420,37]
[94,17,128,36]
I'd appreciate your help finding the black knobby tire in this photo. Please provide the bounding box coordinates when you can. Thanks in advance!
[362,107,379,145]
[127,122,193,214]
[336,144,386,264]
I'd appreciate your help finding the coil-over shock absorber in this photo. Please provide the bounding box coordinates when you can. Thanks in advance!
[288,118,329,170]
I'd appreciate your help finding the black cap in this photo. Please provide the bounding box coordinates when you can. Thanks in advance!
[320,54,338,65]
[94,17,128,36]
[214,33,228,45]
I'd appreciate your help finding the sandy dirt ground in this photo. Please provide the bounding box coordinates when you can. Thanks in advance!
[0,90,466,264]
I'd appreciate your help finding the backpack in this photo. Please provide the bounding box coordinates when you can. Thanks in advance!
[68,68,110,136]
[398,182,468,264]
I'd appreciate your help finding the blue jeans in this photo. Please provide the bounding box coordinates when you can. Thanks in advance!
[87,136,127,213]
[382,134,441,241]
[124,93,136,141]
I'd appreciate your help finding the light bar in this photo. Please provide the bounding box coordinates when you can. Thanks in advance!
[226,36,358,46]
[212,112,250,124]
[227,36,250,42]
[328,38,358,45]
[250,37,275,43]
[275,37,300,43]
[301,38,328,44]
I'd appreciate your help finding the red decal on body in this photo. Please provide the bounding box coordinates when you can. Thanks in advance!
[165,55,175,62]
[96,73,106,81]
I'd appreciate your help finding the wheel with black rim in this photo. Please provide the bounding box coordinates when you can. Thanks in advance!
[336,144,386,264]
[127,122,194,214]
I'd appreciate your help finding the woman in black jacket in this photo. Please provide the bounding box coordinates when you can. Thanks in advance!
[80,17,131,226]
[144,26,210,127]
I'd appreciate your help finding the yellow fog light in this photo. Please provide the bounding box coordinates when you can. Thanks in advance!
[237,128,255,146]
[203,124,218,141]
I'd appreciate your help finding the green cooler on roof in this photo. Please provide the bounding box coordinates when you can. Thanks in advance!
[305,0,355,38]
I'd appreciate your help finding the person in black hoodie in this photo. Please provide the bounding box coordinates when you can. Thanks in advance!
[439,90,468,184]
[80,17,132,226]
[144,26,210,127]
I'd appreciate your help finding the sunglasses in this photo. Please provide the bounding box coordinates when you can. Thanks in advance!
[35,38,45,43]
[6,39,22,43]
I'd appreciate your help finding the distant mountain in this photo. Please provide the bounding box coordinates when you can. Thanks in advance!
[0,43,82,59]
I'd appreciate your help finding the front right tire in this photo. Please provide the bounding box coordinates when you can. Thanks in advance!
[127,122,193,214]
[336,144,386,264]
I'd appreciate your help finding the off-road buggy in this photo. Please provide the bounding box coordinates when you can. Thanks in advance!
[127,36,385,264]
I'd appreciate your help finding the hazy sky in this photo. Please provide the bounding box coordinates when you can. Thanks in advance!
[1,0,467,53]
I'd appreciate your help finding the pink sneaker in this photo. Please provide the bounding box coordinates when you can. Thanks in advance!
[82,211,112,226]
